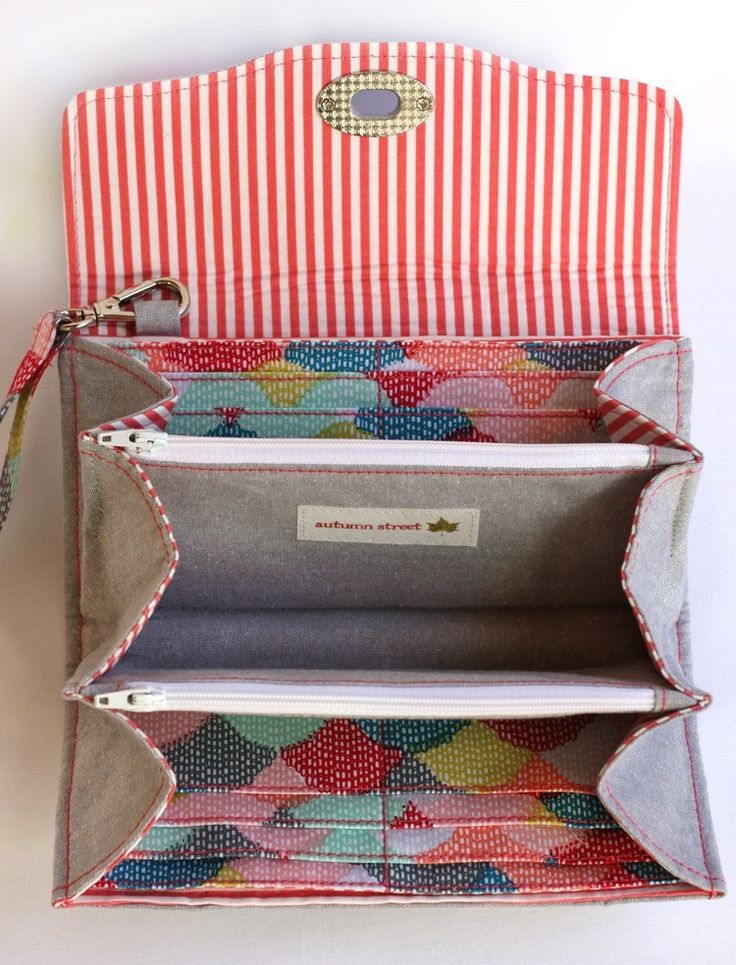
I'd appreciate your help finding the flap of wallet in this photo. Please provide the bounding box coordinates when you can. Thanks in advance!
[62,43,682,340]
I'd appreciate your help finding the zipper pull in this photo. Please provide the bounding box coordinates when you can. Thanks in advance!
[93,689,166,710]
[97,429,168,454]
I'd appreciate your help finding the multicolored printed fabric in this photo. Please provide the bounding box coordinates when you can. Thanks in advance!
[0,313,62,534]
[89,714,679,898]
[108,337,640,444]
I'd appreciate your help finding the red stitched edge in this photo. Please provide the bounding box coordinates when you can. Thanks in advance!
[159,784,590,797]
[127,844,646,862]
[154,813,610,828]
[169,409,599,420]
[118,673,668,689]
[117,336,655,350]
[80,872,681,895]
[158,371,602,382]
[69,341,166,398]
[675,341,682,436]
[150,781,593,793]
[54,776,167,895]
[70,58,675,109]
[601,779,723,887]
[62,349,83,899]
[139,464,654,478]
[79,449,173,557]
[683,714,717,894]
[603,345,691,392]
[70,883,700,905]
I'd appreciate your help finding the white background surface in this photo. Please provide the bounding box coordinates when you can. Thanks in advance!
[1,1,735,962]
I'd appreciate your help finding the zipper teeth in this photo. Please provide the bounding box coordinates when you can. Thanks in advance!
[127,436,654,470]
[98,688,657,717]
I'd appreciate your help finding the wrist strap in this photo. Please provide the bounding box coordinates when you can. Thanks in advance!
[0,313,67,532]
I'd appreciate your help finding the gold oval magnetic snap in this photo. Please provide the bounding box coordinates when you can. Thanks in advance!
[316,70,434,137]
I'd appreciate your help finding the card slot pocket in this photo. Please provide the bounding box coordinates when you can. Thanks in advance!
[157,789,617,831]
[130,821,653,867]
[117,336,642,386]
[167,408,604,445]
[152,343,606,445]
[163,363,602,445]
[160,370,606,380]
[167,407,599,416]
[143,715,634,800]
[96,854,679,896]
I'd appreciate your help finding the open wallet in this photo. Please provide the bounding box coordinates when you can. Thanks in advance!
[0,42,725,906]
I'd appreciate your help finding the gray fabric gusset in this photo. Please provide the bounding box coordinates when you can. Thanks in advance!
[51,701,174,906]
[598,712,725,894]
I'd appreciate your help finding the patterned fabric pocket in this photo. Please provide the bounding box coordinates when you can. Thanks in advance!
[90,712,679,899]
[111,337,638,443]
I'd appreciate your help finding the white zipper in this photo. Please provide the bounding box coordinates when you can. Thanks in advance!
[97,431,659,469]
[91,681,658,718]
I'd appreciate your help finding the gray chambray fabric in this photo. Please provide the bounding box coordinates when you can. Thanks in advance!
[598,712,725,895]
[598,337,694,439]
[52,701,173,906]
[145,464,655,611]
[53,335,723,902]
[55,340,175,903]
[66,440,176,690]
[623,462,701,693]
[133,299,182,337]
[118,605,648,673]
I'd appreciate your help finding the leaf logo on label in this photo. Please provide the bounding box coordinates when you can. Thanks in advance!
[426,517,459,533]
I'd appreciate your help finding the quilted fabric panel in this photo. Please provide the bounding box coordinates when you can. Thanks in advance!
[88,713,679,899]
[107,336,640,443]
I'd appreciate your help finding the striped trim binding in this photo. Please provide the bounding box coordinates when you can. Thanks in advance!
[97,395,178,434]
[62,43,682,339]
[595,392,692,449]
[593,340,697,451]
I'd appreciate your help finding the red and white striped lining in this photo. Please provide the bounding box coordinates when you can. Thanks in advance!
[595,393,691,449]
[593,340,697,451]
[97,395,178,435]
[62,43,682,340]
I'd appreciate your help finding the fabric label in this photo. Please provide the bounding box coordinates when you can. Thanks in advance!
[297,506,479,546]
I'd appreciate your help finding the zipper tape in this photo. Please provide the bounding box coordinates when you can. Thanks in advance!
[90,682,659,717]
[97,432,667,470]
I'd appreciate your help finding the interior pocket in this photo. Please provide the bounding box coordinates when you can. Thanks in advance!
[100,457,659,679]
[117,336,642,444]
[61,335,716,905]
[85,712,682,899]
